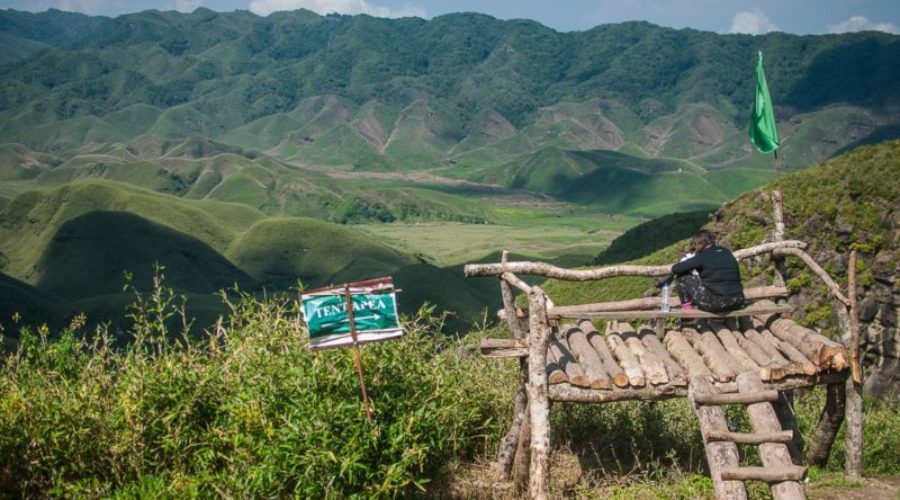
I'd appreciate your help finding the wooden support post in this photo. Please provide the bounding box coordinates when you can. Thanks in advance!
[805,383,846,467]
[736,371,806,500]
[772,390,805,464]
[844,249,863,479]
[527,287,552,499]
[494,249,532,483]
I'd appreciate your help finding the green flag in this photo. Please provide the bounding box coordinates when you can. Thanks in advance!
[749,51,779,153]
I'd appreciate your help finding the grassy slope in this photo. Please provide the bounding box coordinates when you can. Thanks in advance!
[542,140,899,330]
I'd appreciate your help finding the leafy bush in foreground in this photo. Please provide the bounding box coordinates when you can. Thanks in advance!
[0,280,506,497]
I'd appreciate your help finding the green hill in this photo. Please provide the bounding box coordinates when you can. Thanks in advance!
[0,9,898,216]
[540,140,900,331]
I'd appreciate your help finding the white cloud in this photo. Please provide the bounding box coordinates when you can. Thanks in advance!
[828,15,898,34]
[248,0,425,18]
[729,7,779,35]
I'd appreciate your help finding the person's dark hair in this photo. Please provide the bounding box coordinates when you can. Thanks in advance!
[691,229,717,252]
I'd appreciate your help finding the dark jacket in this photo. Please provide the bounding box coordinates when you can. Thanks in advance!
[671,246,743,297]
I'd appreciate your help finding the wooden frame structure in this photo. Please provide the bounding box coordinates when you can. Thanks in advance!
[464,240,863,500]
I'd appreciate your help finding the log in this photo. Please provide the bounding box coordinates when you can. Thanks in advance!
[526,288,552,499]
[744,324,792,367]
[546,340,568,385]
[501,271,533,294]
[563,325,611,390]
[580,320,629,388]
[737,371,806,499]
[707,321,763,376]
[495,357,529,482]
[552,334,590,387]
[552,373,846,404]
[720,466,807,483]
[550,303,793,321]
[758,329,819,376]
[639,326,687,386]
[706,430,794,445]
[549,383,682,402]
[773,247,850,306]
[464,240,807,279]
[607,328,646,387]
[763,315,849,371]
[848,249,862,383]
[513,409,531,493]
[693,390,780,406]
[499,250,526,338]
[690,376,747,500]
[844,250,863,479]
[683,327,738,383]
[806,383,845,467]
[481,338,529,358]
[620,323,669,385]
[732,327,789,379]
[663,330,712,379]
[547,286,789,315]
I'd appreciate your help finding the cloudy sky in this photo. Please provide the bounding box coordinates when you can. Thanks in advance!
[2,0,898,35]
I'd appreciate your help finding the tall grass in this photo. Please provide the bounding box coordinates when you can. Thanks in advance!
[0,276,508,497]
[1,273,898,497]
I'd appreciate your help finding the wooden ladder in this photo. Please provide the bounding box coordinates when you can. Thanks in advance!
[689,372,807,500]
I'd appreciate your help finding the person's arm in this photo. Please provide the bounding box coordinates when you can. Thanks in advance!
[672,252,703,275]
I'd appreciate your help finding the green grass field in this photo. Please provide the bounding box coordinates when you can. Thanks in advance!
[356,209,642,267]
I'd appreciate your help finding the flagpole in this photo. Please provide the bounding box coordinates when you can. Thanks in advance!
[772,150,784,242]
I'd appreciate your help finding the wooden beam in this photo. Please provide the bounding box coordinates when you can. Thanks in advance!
[706,430,794,445]
[720,466,807,482]
[480,338,529,358]
[691,376,747,499]
[548,303,793,321]
[464,240,808,279]
[544,286,789,316]
[526,288,552,500]
[693,390,780,405]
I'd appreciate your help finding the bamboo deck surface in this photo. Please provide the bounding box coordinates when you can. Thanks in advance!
[535,313,848,401]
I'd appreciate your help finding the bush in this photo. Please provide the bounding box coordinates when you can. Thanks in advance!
[0,278,505,497]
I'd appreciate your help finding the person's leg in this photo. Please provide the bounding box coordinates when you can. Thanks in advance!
[675,275,703,307]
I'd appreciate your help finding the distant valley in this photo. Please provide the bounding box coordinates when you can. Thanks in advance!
[1,8,898,333]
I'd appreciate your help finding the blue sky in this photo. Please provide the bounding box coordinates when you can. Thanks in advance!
[2,0,899,35]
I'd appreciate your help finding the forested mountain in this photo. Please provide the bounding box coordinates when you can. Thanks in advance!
[1,8,898,189]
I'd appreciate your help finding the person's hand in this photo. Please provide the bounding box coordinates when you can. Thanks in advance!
[656,276,673,289]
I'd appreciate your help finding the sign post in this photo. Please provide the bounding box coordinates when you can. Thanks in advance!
[300,277,403,420]
[343,283,373,421]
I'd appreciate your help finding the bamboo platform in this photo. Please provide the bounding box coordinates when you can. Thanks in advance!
[482,313,849,402]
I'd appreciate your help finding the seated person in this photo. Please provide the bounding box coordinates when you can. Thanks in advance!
[669,230,745,312]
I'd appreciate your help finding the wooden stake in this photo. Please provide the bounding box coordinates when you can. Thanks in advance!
[845,249,863,479]
[848,250,862,384]
[344,285,373,421]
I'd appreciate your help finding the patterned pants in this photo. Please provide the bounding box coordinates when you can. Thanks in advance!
[675,275,745,312]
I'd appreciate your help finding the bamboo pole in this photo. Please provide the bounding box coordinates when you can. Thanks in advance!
[526,287,552,499]
[464,241,807,279]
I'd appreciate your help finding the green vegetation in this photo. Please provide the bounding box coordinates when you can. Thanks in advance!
[2,277,898,497]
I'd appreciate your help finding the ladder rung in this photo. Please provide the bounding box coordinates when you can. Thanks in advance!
[706,430,793,444]
[720,465,807,482]
[693,390,780,405]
